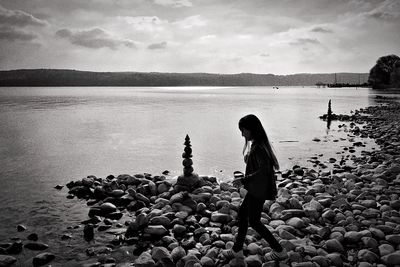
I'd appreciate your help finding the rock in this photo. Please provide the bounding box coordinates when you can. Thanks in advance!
[24,242,49,250]
[357,249,379,263]
[210,212,232,223]
[344,231,362,244]
[27,233,39,241]
[171,246,186,262]
[17,225,26,232]
[134,252,155,267]
[178,254,200,266]
[144,225,168,236]
[242,255,261,267]
[286,217,306,229]
[312,255,330,267]
[100,202,117,214]
[381,251,400,265]
[6,241,23,254]
[0,255,17,267]
[324,239,345,254]
[200,256,214,267]
[32,252,55,267]
[379,244,395,257]
[83,224,94,242]
[173,224,186,235]
[151,246,171,261]
[149,216,171,227]
[326,253,343,267]
[321,209,336,221]
[247,243,262,255]
[386,234,400,245]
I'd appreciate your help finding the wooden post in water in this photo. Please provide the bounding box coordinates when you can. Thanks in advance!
[327,99,332,129]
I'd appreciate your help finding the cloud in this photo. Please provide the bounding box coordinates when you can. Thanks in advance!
[0,4,48,27]
[173,15,206,29]
[118,16,167,32]
[55,27,136,50]
[0,26,37,41]
[154,0,193,8]
[148,41,167,49]
[311,27,333,33]
[366,0,400,20]
[289,38,321,46]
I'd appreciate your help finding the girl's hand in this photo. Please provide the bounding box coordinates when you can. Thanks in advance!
[233,178,242,188]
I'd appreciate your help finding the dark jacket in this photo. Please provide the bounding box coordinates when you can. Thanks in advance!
[242,142,277,201]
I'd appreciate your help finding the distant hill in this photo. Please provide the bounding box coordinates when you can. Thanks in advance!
[0,69,369,87]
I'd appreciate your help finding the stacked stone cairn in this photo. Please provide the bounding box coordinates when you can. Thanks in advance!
[5,102,395,266]
[175,134,203,193]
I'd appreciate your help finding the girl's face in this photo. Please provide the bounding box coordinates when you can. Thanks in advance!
[240,127,252,140]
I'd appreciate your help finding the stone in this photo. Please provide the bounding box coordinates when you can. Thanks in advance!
[27,233,39,241]
[286,217,306,229]
[312,255,330,267]
[386,234,400,245]
[211,212,232,223]
[100,202,117,214]
[151,246,171,261]
[134,252,155,267]
[357,249,379,263]
[326,253,343,267]
[17,225,26,232]
[171,246,186,262]
[324,239,345,254]
[149,216,171,227]
[173,224,186,235]
[200,256,214,267]
[24,242,49,250]
[381,251,400,266]
[0,255,17,267]
[32,252,55,267]
[244,255,262,267]
[379,244,395,257]
[247,243,262,255]
[344,231,362,244]
[144,225,168,236]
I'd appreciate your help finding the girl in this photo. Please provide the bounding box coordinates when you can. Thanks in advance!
[223,114,288,262]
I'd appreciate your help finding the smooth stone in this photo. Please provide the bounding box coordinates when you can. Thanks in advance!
[324,239,345,254]
[278,229,296,240]
[247,243,262,255]
[386,234,400,245]
[32,252,55,267]
[171,246,186,262]
[24,242,49,250]
[0,255,17,267]
[286,217,306,229]
[369,227,385,240]
[17,225,26,232]
[100,202,117,214]
[321,209,336,221]
[292,262,315,267]
[27,233,39,241]
[312,255,330,267]
[134,252,155,267]
[358,262,374,267]
[379,244,395,257]
[151,246,171,261]
[326,253,343,267]
[149,216,171,227]
[344,231,362,243]
[244,255,262,267]
[200,256,214,267]
[210,212,232,223]
[381,251,400,265]
[357,249,379,263]
[144,225,168,236]
[173,224,186,235]
[220,234,235,242]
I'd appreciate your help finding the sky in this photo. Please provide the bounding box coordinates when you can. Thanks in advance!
[0,0,399,74]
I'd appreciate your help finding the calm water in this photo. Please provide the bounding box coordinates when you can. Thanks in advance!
[0,86,382,264]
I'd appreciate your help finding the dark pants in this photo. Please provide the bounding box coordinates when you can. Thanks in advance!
[232,193,283,252]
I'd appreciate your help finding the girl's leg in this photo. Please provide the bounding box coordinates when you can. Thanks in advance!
[232,194,250,252]
[247,194,283,251]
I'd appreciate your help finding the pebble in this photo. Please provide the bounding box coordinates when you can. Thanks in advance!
[32,252,55,267]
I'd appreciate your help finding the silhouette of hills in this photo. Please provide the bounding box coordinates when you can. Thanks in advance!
[0,69,369,87]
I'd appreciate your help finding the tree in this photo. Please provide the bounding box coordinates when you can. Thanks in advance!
[368,54,400,89]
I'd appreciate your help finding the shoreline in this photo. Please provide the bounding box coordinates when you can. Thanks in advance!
[1,100,400,266]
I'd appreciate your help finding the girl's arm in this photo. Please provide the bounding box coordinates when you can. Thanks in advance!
[241,145,269,184]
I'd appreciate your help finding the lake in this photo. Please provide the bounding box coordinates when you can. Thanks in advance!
[0,86,383,264]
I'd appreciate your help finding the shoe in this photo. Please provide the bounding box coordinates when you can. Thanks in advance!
[264,248,288,261]
[221,249,244,260]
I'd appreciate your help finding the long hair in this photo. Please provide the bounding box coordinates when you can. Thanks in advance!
[238,114,279,170]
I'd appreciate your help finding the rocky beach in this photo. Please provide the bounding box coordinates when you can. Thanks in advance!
[1,100,400,267]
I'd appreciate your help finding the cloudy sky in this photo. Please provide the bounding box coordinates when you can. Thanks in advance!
[0,0,399,74]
